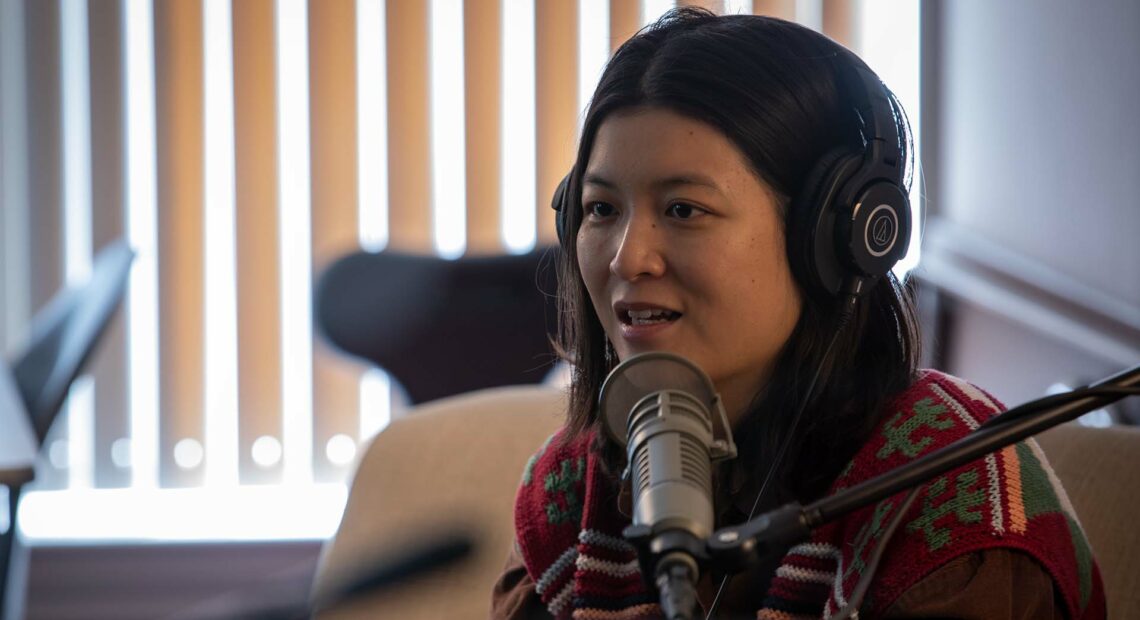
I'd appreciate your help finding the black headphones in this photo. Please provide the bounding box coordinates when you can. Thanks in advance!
[551,49,910,302]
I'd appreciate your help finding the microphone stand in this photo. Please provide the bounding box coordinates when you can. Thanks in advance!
[705,363,1140,592]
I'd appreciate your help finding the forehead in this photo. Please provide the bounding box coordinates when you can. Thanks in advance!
[585,107,754,182]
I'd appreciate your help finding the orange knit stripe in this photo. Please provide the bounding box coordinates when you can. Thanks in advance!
[1002,444,1027,534]
[571,603,661,620]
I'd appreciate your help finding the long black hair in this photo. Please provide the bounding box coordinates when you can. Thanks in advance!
[556,8,921,505]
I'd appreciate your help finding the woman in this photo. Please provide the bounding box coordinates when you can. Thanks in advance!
[492,9,1104,619]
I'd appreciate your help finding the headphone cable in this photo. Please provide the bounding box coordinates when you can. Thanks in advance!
[705,292,858,619]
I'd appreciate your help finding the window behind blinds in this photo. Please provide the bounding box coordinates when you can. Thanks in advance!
[0,0,917,540]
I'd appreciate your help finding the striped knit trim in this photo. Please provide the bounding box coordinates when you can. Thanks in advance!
[827,545,852,618]
[1025,437,1084,530]
[930,382,974,429]
[571,603,660,619]
[929,382,983,429]
[1002,444,1028,534]
[930,382,1006,535]
[776,564,836,585]
[579,529,636,552]
[982,452,1005,535]
[759,542,842,619]
[538,545,579,595]
[787,542,841,559]
[576,554,641,578]
[940,373,1002,414]
[549,580,575,617]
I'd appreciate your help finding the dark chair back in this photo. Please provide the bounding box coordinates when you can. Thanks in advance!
[315,249,561,404]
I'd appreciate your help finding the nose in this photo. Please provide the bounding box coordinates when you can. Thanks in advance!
[610,213,666,281]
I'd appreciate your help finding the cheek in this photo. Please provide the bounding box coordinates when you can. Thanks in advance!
[712,238,802,344]
[746,262,802,344]
[576,232,611,317]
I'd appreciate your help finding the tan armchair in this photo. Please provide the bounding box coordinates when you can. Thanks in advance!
[1036,423,1140,618]
[313,384,565,618]
[314,386,1140,618]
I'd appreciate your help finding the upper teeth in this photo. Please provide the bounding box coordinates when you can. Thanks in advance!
[628,309,671,320]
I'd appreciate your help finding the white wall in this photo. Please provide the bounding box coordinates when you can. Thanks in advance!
[927,0,1140,407]
[937,0,1140,306]
[0,0,31,357]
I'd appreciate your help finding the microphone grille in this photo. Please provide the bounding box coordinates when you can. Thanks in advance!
[628,392,715,508]
[632,433,712,498]
[679,436,712,489]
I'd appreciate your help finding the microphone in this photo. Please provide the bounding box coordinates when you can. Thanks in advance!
[599,352,737,620]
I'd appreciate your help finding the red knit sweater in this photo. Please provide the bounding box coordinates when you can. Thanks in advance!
[513,369,1106,619]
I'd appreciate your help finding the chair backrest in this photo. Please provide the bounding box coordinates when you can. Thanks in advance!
[1036,422,1140,618]
[10,241,133,444]
[314,249,560,405]
[313,384,565,619]
[0,360,37,484]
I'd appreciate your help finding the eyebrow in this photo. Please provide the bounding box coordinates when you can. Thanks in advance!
[582,172,724,193]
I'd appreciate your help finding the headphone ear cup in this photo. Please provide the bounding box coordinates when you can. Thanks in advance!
[552,174,571,247]
[841,179,911,281]
[787,148,862,300]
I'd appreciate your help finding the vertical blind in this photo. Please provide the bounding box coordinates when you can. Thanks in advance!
[0,0,891,501]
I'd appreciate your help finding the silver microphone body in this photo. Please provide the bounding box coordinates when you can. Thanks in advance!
[599,352,737,619]
[625,389,717,540]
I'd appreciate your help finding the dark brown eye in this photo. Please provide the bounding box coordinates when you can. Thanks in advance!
[586,202,617,218]
[666,203,703,220]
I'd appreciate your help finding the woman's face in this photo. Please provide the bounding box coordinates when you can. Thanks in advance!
[577,107,803,422]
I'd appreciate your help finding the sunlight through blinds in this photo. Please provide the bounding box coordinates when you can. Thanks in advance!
[2,0,909,541]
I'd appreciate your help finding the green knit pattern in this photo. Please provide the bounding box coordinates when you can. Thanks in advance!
[844,499,896,579]
[522,435,555,486]
[876,398,955,459]
[905,470,986,552]
[544,456,585,526]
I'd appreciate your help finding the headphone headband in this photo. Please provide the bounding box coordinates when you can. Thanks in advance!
[833,49,904,185]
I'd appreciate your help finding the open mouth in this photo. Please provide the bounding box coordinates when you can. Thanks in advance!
[618,308,682,326]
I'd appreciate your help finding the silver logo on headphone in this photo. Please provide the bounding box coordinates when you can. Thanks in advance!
[865,204,899,258]
[873,216,893,245]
